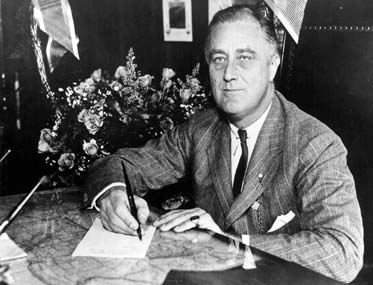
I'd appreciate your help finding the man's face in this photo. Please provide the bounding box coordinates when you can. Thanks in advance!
[207,19,280,126]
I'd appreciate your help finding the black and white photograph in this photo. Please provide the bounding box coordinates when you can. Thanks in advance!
[0,0,372,284]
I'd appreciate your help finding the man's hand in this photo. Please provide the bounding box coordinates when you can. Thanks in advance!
[97,186,149,235]
[153,208,222,233]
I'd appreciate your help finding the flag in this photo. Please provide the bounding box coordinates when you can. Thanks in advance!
[32,0,79,72]
[264,0,308,43]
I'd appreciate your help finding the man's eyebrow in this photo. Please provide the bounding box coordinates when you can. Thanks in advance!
[209,49,227,56]
[208,49,227,62]
[236,48,256,54]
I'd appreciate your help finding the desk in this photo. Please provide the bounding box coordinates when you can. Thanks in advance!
[0,188,342,284]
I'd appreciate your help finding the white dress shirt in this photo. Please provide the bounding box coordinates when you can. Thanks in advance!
[229,102,271,186]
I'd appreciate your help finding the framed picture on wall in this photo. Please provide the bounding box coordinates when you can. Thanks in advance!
[162,0,193,42]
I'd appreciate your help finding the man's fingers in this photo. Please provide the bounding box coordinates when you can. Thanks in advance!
[108,209,136,234]
[154,208,205,231]
[154,209,184,221]
[154,208,200,226]
[135,196,150,224]
[113,202,138,230]
[173,220,198,232]
[99,187,149,235]
[193,212,222,233]
[153,209,187,227]
[100,200,134,235]
[115,194,149,229]
[100,213,111,231]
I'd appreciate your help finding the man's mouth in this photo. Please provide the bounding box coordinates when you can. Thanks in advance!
[222,88,244,92]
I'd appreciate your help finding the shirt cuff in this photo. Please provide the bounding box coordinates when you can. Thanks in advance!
[90,182,127,211]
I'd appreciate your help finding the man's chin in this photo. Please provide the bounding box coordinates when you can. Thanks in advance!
[219,106,259,126]
[221,109,245,122]
[220,105,244,117]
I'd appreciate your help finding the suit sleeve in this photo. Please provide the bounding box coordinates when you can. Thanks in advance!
[85,121,192,202]
[250,133,364,283]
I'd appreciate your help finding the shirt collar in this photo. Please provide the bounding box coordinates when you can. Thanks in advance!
[229,101,272,140]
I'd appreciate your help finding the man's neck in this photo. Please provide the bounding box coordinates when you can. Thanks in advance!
[228,87,275,129]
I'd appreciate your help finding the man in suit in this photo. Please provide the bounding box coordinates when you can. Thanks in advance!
[86,5,363,282]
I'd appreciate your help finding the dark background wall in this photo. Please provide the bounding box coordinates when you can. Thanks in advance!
[53,0,210,86]
[0,0,259,195]
[0,0,218,196]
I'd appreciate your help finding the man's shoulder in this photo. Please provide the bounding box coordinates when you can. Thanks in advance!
[190,107,220,121]
[174,107,227,146]
[276,92,345,152]
[277,92,339,137]
[184,107,223,130]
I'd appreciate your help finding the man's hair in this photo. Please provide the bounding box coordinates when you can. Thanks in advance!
[204,5,280,62]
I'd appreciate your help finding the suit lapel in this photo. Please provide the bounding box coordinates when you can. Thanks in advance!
[207,118,233,217]
[224,96,285,230]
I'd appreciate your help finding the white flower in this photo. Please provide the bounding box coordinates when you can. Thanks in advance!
[162,68,175,81]
[161,68,176,90]
[82,139,99,156]
[78,109,89,122]
[179,89,192,102]
[137,74,153,88]
[78,109,104,135]
[57,153,76,171]
[37,128,58,153]
[188,78,201,92]
[91,69,102,82]
[114,66,128,81]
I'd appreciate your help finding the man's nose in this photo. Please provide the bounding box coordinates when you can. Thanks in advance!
[223,60,238,82]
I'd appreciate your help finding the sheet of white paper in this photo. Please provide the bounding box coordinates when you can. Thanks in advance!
[72,218,156,258]
[240,235,256,269]
[0,233,27,262]
[267,211,295,233]
[243,246,256,269]
[241,234,250,246]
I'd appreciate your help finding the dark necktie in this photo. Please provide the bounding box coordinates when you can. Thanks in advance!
[232,129,248,198]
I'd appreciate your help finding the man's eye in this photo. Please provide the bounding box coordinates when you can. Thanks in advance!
[238,55,253,61]
[212,57,226,64]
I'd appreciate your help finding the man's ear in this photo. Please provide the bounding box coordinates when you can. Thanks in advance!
[269,54,280,82]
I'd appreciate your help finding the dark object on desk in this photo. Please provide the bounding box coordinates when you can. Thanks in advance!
[162,193,192,211]
[163,234,343,285]
[163,261,342,285]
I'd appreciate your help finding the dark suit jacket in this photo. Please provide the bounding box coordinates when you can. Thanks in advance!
[86,92,363,282]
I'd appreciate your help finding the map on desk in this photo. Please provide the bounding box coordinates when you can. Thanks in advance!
[0,190,249,284]
[72,218,156,258]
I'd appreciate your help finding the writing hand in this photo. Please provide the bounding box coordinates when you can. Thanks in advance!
[153,207,222,233]
[97,186,149,235]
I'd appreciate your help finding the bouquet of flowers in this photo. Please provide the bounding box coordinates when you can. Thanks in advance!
[38,48,211,185]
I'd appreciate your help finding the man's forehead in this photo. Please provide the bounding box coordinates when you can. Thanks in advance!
[208,20,268,50]
[211,18,263,36]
